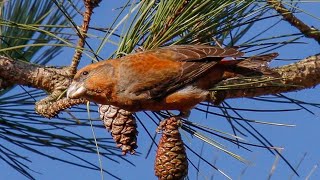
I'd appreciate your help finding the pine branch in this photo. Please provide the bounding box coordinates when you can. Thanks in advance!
[267,0,320,44]
[0,55,86,117]
[0,56,70,92]
[211,54,320,102]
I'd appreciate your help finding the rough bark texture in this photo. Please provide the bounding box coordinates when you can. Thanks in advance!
[267,0,320,44]
[212,54,320,101]
[68,0,100,75]
[0,55,71,92]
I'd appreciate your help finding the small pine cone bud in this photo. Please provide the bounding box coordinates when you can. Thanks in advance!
[98,105,138,155]
[84,0,102,8]
[155,117,188,180]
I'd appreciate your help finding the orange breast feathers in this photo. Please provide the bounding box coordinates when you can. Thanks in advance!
[67,45,277,112]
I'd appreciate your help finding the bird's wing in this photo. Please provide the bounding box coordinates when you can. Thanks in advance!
[146,45,243,62]
[119,45,243,100]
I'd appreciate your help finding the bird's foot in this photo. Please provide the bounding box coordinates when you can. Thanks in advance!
[178,110,190,119]
[134,46,145,52]
[209,91,226,105]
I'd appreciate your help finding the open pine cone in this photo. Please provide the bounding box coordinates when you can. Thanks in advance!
[155,117,188,180]
[98,105,138,155]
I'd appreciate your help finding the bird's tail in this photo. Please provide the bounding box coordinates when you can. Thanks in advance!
[220,53,279,77]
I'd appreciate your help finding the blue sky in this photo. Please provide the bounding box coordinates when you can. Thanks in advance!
[1,1,320,180]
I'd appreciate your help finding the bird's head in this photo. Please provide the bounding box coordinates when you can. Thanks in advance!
[67,61,115,104]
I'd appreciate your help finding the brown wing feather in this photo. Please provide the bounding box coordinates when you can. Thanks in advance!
[119,45,243,99]
[143,45,244,62]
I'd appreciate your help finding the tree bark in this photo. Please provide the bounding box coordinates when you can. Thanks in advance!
[267,0,320,44]
[0,55,86,118]
[212,54,320,101]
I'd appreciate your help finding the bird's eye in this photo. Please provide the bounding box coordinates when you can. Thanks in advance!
[82,71,89,76]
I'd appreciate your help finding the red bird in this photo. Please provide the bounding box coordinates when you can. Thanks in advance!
[67,45,277,113]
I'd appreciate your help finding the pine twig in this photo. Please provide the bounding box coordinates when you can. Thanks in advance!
[267,0,320,44]
[0,55,87,118]
[69,0,102,75]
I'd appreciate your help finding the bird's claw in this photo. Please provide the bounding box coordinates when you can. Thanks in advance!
[134,46,145,53]
[178,110,191,119]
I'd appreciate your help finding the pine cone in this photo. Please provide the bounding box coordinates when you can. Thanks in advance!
[98,105,138,155]
[155,117,188,180]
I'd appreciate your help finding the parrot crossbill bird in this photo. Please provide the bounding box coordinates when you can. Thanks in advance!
[67,45,278,113]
